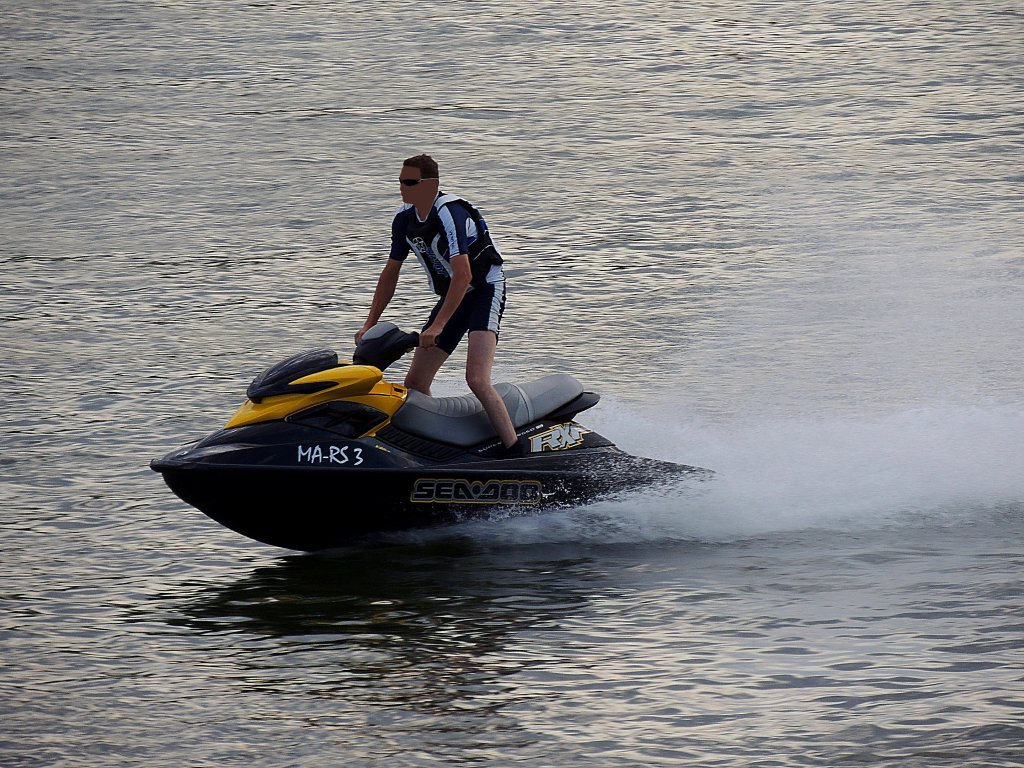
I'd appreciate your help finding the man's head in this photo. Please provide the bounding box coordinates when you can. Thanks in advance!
[399,154,440,206]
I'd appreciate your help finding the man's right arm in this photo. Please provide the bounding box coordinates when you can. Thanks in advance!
[356,258,402,344]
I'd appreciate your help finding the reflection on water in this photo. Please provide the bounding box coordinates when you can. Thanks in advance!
[162,548,593,708]
[172,545,593,642]
[148,545,601,759]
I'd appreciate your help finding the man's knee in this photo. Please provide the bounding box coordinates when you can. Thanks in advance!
[466,370,491,395]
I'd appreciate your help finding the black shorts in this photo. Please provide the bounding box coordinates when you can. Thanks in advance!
[424,281,507,355]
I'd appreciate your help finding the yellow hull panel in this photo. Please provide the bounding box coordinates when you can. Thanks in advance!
[225,365,408,430]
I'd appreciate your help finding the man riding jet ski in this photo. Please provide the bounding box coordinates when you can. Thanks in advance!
[151,323,710,551]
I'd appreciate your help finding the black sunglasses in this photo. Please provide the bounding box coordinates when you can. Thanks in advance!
[399,177,437,187]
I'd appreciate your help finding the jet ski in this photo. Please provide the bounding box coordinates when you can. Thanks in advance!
[151,323,710,550]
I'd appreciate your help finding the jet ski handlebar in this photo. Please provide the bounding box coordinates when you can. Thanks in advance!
[352,322,420,370]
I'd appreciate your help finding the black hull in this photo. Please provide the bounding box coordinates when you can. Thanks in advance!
[154,449,702,551]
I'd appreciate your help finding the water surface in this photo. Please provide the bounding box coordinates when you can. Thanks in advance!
[2,1,1023,765]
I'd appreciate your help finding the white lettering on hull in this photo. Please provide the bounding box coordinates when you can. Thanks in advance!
[297,445,364,465]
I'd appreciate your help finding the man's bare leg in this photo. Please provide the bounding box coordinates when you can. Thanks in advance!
[466,330,518,449]
[404,346,448,396]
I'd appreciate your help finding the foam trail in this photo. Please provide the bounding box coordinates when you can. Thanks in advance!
[580,398,1024,542]
[417,399,1024,548]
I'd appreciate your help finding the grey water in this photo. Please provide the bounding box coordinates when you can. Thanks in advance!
[2,1,1023,765]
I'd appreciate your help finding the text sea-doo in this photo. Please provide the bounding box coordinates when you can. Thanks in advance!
[151,323,710,550]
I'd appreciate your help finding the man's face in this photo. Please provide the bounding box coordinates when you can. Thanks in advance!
[399,165,439,206]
